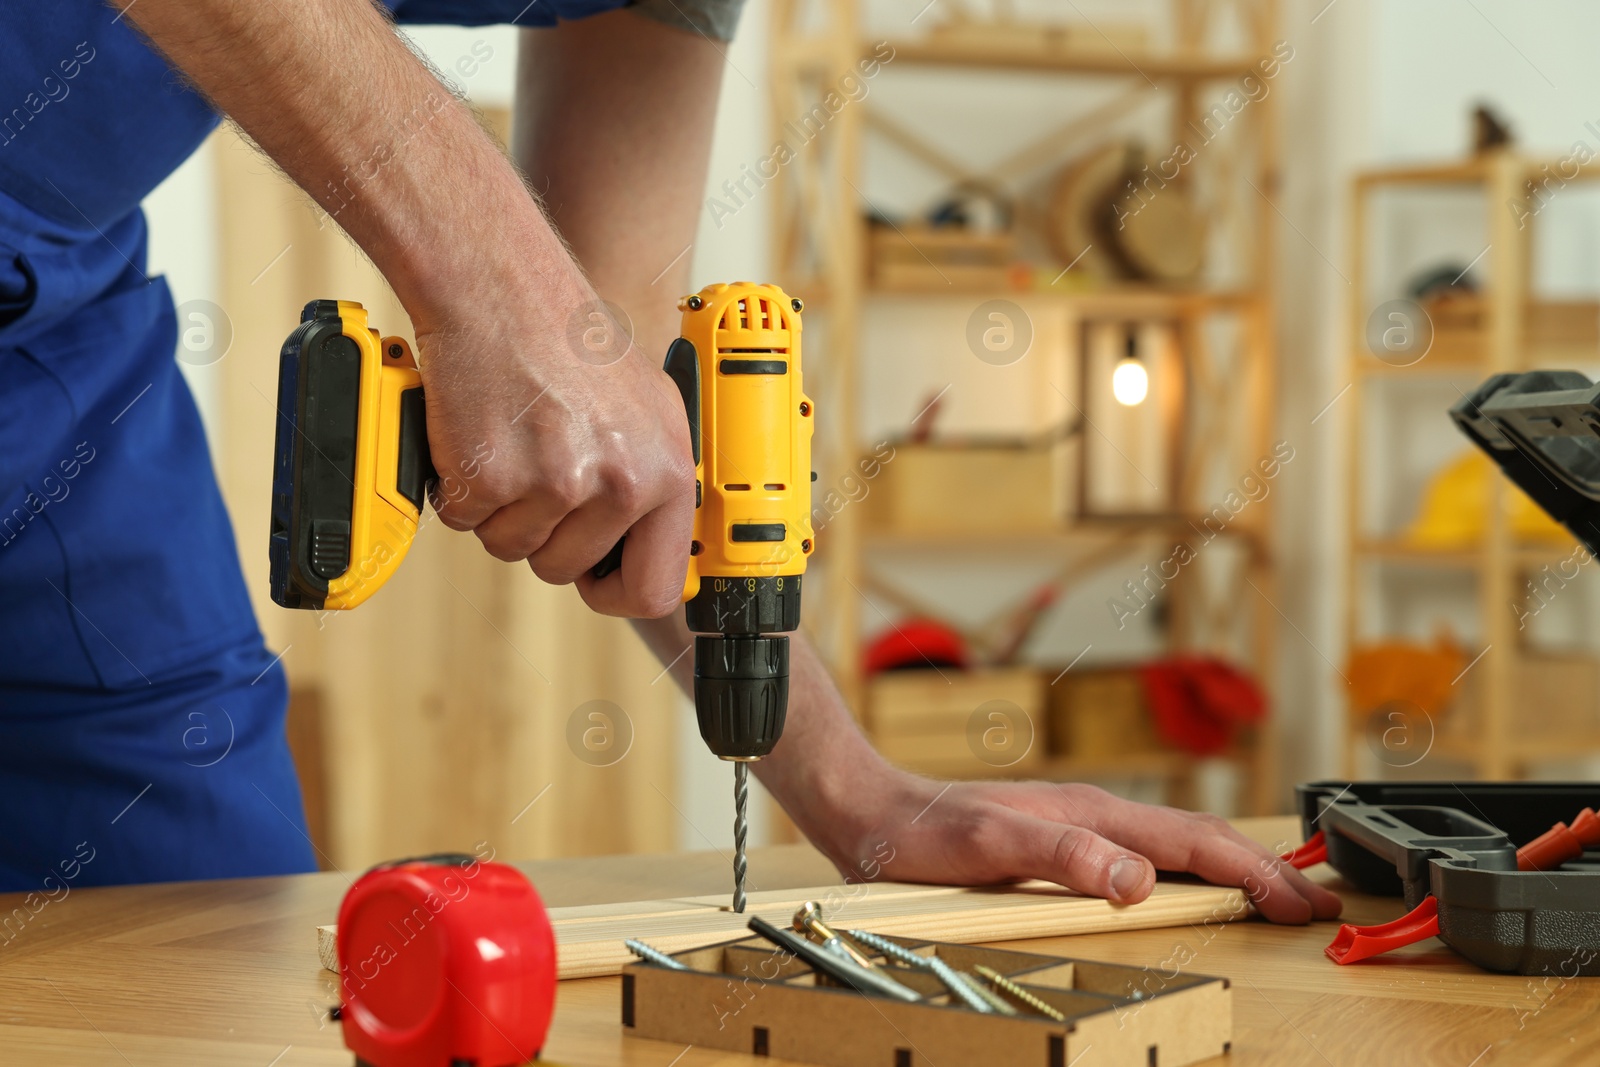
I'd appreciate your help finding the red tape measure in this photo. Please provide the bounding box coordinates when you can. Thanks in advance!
[337,854,557,1067]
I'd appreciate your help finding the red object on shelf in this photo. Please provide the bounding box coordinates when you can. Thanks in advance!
[337,854,557,1067]
[1280,830,1328,870]
[1516,806,1600,872]
[863,617,970,676]
[1325,896,1440,965]
[1140,657,1266,756]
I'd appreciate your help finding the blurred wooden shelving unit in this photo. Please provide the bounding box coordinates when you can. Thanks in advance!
[768,2,1287,813]
[1345,152,1600,779]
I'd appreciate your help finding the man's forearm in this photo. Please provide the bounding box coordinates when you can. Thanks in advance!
[511,10,902,865]
[119,0,575,330]
[630,613,900,867]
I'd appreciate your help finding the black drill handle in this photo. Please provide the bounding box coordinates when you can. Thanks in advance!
[589,337,701,583]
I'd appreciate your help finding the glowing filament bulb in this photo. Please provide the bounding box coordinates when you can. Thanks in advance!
[1112,356,1148,406]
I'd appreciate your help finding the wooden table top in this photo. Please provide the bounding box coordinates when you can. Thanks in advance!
[1,817,1594,1066]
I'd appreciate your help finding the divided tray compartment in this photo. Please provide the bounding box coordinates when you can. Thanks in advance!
[622,933,1231,1067]
[1298,780,1600,974]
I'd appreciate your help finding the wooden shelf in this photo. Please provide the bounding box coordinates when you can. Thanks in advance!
[867,518,1265,552]
[1356,155,1600,188]
[1350,355,1487,379]
[1353,538,1576,569]
[1346,149,1600,779]
[895,750,1243,783]
[866,280,1260,311]
[1360,730,1600,767]
[880,39,1266,80]
[775,0,1286,815]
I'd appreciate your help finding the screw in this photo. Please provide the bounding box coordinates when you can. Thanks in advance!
[625,939,690,971]
[957,970,1019,1015]
[973,965,1067,1022]
[799,402,811,416]
[688,295,704,310]
[846,929,993,1014]
[801,539,812,553]
[794,901,875,970]
[791,298,804,312]
[387,343,403,359]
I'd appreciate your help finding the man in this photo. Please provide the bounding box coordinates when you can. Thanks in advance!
[0,0,1340,924]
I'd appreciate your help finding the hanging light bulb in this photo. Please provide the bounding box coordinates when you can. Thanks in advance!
[1112,327,1148,406]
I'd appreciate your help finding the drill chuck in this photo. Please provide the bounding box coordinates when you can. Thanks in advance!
[694,634,789,760]
[685,575,802,635]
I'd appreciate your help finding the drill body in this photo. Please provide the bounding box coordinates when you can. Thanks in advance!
[675,283,813,768]
[268,284,811,909]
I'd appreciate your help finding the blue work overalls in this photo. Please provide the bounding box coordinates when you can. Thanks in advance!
[0,0,626,892]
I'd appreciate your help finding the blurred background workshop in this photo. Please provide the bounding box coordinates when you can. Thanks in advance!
[12,0,1600,1064]
[144,0,1600,871]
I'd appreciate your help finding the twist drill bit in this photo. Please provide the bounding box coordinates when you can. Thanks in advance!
[625,939,690,971]
[732,761,750,913]
[846,929,993,1014]
[973,965,1068,1022]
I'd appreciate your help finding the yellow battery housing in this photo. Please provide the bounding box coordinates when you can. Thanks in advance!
[269,300,430,611]
[678,282,814,610]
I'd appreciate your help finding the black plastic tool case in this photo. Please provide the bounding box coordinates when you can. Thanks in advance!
[1297,781,1600,974]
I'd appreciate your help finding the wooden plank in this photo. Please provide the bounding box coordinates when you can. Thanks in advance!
[316,878,1251,980]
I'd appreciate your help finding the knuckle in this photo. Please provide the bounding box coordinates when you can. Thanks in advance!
[476,470,519,508]
[1066,783,1112,805]
[605,466,650,517]
[1051,826,1102,875]
[640,587,680,618]
[475,527,528,563]
[948,811,993,854]
[540,469,585,513]
[527,558,579,586]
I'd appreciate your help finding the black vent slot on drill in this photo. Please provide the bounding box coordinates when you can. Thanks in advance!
[719,359,787,375]
[731,523,785,542]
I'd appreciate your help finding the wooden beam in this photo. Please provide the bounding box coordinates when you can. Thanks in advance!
[318,877,1251,980]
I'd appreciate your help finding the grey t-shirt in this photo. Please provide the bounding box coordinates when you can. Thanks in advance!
[632,0,747,41]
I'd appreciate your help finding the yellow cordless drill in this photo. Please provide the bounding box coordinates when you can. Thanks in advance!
[270,283,814,910]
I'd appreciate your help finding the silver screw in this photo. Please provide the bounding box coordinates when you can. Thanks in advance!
[625,939,689,971]
[846,929,993,1014]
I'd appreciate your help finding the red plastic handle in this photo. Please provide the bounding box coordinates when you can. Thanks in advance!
[1280,830,1327,870]
[1325,896,1439,965]
[1517,806,1600,872]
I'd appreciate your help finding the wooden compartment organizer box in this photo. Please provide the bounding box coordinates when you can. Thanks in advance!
[623,933,1232,1067]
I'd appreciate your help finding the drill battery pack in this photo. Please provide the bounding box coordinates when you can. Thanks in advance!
[269,300,433,611]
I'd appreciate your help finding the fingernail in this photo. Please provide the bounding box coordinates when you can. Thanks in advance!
[1110,858,1146,900]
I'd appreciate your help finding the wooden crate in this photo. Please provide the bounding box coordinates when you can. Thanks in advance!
[869,224,1015,292]
[623,933,1231,1067]
[869,667,1045,773]
[867,441,1059,536]
[1448,652,1600,742]
[1423,297,1600,365]
[1048,667,1162,759]
[925,17,1150,58]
